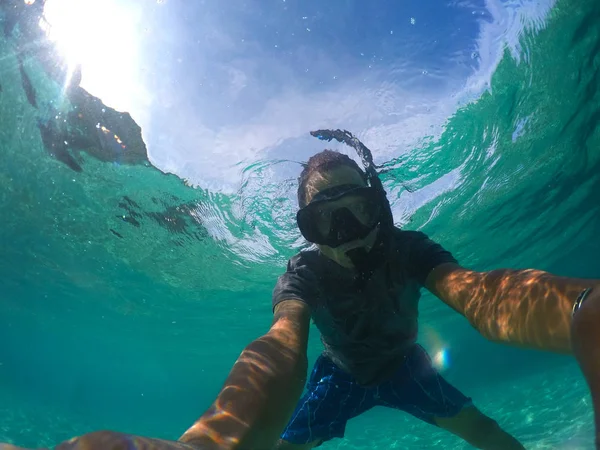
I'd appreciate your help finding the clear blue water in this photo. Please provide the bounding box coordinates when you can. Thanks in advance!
[1,0,599,448]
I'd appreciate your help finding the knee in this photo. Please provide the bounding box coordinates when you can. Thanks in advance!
[466,417,502,448]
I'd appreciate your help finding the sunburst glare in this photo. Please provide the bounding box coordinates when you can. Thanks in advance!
[41,0,143,112]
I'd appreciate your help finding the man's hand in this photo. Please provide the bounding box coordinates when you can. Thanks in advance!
[571,288,600,448]
[0,444,47,450]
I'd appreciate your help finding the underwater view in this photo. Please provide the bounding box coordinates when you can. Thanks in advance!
[1,0,600,448]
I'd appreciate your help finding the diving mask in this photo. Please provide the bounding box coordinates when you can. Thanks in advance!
[296,183,382,248]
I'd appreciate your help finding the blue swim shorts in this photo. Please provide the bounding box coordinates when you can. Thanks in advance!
[281,344,472,446]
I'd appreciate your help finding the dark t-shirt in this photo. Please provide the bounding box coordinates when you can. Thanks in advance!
[272,228,457,386]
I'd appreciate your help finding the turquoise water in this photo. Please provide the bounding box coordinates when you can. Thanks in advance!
[1,0,600,448]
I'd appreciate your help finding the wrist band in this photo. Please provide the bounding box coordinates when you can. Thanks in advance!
[572,287,594,318]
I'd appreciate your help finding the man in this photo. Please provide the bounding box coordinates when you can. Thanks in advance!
[2,137,599,450]
[272,149,524,449]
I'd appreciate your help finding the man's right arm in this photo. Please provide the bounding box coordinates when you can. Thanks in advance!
[1,301,311,450]
[179,299,311,450]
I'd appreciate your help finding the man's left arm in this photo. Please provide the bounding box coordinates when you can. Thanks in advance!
[425,263,599,352]
[425,263,600,445]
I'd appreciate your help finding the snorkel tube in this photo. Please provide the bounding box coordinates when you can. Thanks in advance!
[310,129,395,286]
[310,129,394,231]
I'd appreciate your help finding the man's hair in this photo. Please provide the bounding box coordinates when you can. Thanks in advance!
[297,150,367,208]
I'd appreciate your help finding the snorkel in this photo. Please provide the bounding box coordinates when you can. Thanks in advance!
[309,129,395,285]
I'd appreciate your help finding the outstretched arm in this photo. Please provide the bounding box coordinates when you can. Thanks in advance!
[179,299,310,449]
[425,263,598,352]
[426,263,600,446]
[3,300,311,450]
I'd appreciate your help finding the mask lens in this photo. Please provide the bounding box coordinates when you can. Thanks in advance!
[344,192,380,226]
[314,207,332,236]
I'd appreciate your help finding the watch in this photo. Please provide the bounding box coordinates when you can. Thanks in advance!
[572,287,594,318]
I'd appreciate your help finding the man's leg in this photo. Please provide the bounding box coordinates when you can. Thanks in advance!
[275,355,375,450]
[378,345,524,449]
[435,406,525,450]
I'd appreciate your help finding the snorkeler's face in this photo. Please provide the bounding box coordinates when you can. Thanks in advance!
[304,166,380,268]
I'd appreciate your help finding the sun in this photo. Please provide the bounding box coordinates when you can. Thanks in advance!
[41,0,144,113]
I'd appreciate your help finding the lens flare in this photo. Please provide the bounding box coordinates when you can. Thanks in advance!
[432,348,448,371]
[421,324,451,372]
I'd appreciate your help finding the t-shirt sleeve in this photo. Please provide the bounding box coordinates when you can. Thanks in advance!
[405,231,458,285]
[272,255,320,312]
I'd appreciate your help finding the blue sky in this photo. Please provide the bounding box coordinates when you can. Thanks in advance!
[44,0,555,195]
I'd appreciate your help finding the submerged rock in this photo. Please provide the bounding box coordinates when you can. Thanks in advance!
[1,0,151,171]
